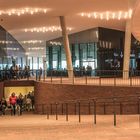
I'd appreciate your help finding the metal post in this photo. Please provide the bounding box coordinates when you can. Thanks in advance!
[88,102,91,115]
[114,72,116,86]
[43,70,45,82]
[78,101,81,123]
[42,104,45,115]
[36,70,38,81]
[50,104,53,115]
[99,77,101,86]
[61,103,63,115]
[113,98,117,126]
[130,72,132,86]
[74,102,77,115]
[56,103,58,120]
[85,75,87,85]
[47,106,49,119]
[120,102,123,115]
[103,102,106,115]
[51,70,53,83]
[66,103,68,121]
[72,70,74,85]
[93,99,96,124]
[60,70,62,84]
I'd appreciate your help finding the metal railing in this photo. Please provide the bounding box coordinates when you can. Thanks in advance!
[1,69,140,86]
[35,95,140,127]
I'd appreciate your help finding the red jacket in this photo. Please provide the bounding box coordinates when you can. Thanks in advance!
[9,96,17,105]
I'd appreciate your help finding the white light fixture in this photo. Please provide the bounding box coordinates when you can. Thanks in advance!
[49,41,62,46]
[79,9,133,20]
[28,47,44,50]
[20,40,44,44]
[24,26,73,33]
[0,7,50,16]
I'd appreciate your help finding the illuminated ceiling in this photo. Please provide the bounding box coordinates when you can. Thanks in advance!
[132,0,140,42]
[0,0,137,56]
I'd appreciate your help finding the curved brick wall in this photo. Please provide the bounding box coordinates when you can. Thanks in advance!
[34,82,140,114]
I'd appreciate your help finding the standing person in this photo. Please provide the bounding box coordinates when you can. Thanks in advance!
[9,93,17,115]
[17,94,23,115]
[26,97,31,111]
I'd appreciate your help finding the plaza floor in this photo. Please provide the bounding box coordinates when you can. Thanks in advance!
[0,114,140,140]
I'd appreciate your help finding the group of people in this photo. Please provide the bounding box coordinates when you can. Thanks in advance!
[0,65,31,80]
[0,64,43,81]
[0,91,34,116]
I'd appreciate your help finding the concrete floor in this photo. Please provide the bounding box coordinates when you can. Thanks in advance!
[30,77,140,86]
[0,115,140,140]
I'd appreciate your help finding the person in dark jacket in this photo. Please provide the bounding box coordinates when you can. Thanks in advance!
[0,97,7,115]
[17,94,23,115]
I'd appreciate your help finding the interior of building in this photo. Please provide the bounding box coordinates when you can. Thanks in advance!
[1,0,140,140]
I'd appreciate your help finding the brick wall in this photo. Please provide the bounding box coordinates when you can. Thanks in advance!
[34,82,140,114]
[4,80,34,87]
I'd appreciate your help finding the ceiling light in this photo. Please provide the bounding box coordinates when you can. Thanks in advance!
[0,7,50,16]
[79,9,133,20]
[20,40,44,44]
[24,26,73,33]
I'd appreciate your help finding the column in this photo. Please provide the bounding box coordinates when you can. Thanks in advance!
[48,46,53,70]
[59,16,73,78]
[123,19,132,79]
[43,57,47,77]
[21,57,23,69]
[37,57,39,69]
[32,57,34,70]
[26,55,28,66]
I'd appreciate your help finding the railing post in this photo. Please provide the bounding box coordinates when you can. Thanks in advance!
[27,70,29,80]
[103,102,106,115]
[61,103,63,115]
[93,99,96,124]
[60,70,62,84]
[43,70,45,82]
[114,71,116,86]
[99,77,101,86]
[66,103,68,121]
[47,106,49,119]
[51,70,52,83]
[42,104,45,115]
[74,102,77,115]
[85,75,87,85]
[55,103,58,120]
[130,71,132,86]
[113,98,117,126]
[88,102,91,115]
[78,101,81,123]
[50,103,53,115]
[36,70,38,81]
[73,71,74,85]
[120,102,123,115]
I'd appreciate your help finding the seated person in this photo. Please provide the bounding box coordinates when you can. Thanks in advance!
[0,97,7,115]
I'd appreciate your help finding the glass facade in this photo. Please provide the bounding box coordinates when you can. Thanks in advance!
[46,27,140,73]
[46,43,97,70]
[0,25,26,69]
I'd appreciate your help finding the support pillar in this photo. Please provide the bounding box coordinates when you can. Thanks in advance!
[59,16,73,78]
[43,56,47,77]
[123,19,132,79]
[26,55,29,66]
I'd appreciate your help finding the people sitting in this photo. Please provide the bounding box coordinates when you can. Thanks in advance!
[0,97,7,115]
